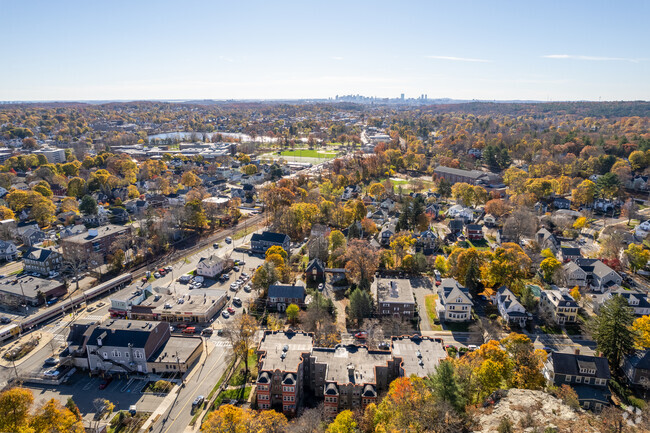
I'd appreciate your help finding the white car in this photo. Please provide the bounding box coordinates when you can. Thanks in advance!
[43,369,60,378]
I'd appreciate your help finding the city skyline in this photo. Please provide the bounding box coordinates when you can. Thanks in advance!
[2,0,649,101]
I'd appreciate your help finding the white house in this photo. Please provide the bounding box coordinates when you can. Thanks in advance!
[0,240,18,261]
[196,255,226,278]
[445,205,474,223]
[596,289,650,316]
[436,278,473,322]
[636,220,650,239]
[492,286,528,327]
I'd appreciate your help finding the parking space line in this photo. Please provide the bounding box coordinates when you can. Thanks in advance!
[120,378,134,393]
[82,377,98,391]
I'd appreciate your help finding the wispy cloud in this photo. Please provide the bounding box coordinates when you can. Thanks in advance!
[330,56,344,61]
[543,54,644,63]
[218,55,234,63]
[426,55,491,63]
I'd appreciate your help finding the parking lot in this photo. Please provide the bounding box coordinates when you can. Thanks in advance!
[24,372,167,415]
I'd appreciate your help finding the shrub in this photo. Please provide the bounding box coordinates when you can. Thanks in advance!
[628,396,647,410]
[497,416,514,433]
[153,380,173,393]
[555,385,580,410]
[489,314,498,320]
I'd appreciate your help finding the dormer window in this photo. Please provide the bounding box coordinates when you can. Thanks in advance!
[456,297,462,303]
[579,367,596,375]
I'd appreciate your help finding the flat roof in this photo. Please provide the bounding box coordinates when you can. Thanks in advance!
[148,336,202,364]
[0,275,64,298]
[151,291,226,316]
[391,336,446,377]
[62,224,130,244]
[311,345,393,385]
[374,278,415,304]
[258,332,313,372]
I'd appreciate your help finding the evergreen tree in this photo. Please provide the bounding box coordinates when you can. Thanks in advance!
[428,360,464,411]
[79,195,98,215]
[464,261,480,295]
[348,288,373,325]
[591,295,635,368]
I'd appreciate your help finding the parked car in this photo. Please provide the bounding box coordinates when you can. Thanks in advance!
[233,266,240,272]
[43,369,61,378]
[232,297,242,307]
[222,311,230,319]
[87,307,96,312]
[227,307,235,315]
[46,297,58,306]
[213,243,219,248]
[225,237,232,244]
[182,327,196,334]
[354,332,368,339]
[165,266,172,272]
[99,376,113,390]
[153,272,161,278]
[0,317,11,324]
[43,357,59,366]
[378,342,390,350]
[318,283,324,291]
[202,328,213,335]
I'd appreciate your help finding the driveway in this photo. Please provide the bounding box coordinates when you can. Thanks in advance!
[411,276,435,332]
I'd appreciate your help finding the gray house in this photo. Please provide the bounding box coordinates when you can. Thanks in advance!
[85,320,170,374]
[251,231,291,255]
[574,259,622,292]
[267,283,305,311]
[23,247,63,276]
[624,350,650,388]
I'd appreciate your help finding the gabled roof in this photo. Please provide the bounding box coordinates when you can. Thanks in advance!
[86,320,164,349]
[268,283,305,300]
[306,258,325,273]
[548,352,610,379]
[626,350,650,371]
[198,255,225,268]
[251,231,290,244]
[560,246,581,257]
[438,278,473,305]
[25,247,60,262]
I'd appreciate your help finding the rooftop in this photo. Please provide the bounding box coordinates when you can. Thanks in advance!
[258,331,313,372]
[0,275,64,298]
[311,345,393,385]
[148,336,203,363]
[62,224,131,244]
[374,278,415,305]
[392,336,446,377]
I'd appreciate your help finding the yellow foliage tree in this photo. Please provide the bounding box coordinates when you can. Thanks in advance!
[632,315,650,348]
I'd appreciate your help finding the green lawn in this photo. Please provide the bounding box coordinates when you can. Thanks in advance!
[424,294,443,331]
[280,150,336,158]
[228,353,258,387]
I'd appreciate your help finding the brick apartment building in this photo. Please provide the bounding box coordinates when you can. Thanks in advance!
[373,278,415,318]
[61,225,132,264]
[255,331,446,417]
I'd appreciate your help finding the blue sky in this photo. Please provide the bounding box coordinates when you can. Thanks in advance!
[2,0,649,101]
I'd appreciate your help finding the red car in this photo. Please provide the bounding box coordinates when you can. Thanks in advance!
[354,332,368,339]
[227,307,235,314]
[99,376,113,390]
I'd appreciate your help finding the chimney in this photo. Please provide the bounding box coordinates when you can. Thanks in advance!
[574,348,580,355]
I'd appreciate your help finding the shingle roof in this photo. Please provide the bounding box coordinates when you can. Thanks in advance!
[86,321,162,349]
[434,166,487,180]
[251,231,290,244]
[268,283,305,300]
[626,350,650,370]
[25,247,58,262]
[549,352,610,379]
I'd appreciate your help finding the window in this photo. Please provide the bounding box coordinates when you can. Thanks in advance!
[125,352,129,358]
[584,377,590,384]
[576,376,582,383]
[259,394,269,400]
[565,375,572,382]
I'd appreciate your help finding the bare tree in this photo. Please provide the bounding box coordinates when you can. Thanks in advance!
[290,403,325,433]
[502,208,538,242]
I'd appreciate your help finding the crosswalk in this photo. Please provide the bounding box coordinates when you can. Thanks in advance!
[211,339,233,348]
[84,315,106,321]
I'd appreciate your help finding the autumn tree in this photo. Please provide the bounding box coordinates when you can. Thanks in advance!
[500,333,546,390]
[60,197,79,214]
[286,304,300,323]
[181,171,201,188]
[632,315,650,349]
[484,198,511,218]
[0,205,15,220]
[224,313,259,376]
[539,257,563,282]
[30,398,85,433]
[0,387,34,433]
[625,243,650,273]
[252,262,279,292]
[266,245,288,262]
[481,243,531,289]
[326,410,357,433]
[343,239,379,290]
[571,179,596,206]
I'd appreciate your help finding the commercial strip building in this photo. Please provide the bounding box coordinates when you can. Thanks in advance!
[0,275,66,307]
[109,284,227,323]
[255,331,446,417]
